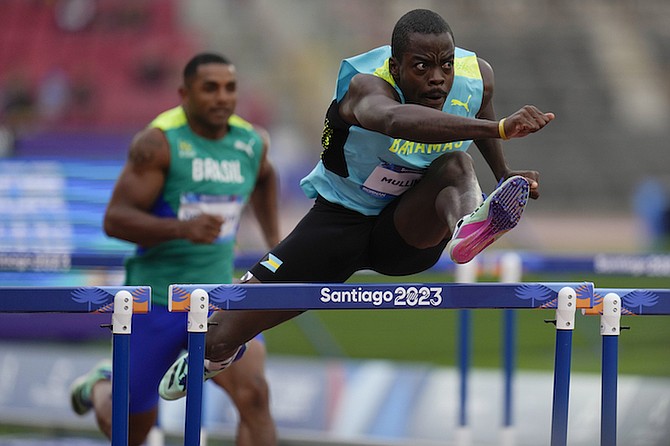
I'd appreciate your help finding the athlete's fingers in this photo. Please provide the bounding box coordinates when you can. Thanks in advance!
[528,180,540,199]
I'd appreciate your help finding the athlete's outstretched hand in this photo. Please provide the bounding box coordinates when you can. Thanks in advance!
[502,106,555,139]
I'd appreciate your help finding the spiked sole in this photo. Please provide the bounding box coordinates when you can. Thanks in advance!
[448,176,529,264]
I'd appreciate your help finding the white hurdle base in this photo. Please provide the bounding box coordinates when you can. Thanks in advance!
[500,426,516,446]
[454,426,472,446]
[146,426,164,446]
[146,426,208,446]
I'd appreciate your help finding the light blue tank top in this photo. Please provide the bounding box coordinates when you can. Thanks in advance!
[300,45,484,216]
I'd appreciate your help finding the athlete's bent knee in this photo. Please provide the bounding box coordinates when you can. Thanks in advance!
[235,374,271,416]
[428,152,476,185]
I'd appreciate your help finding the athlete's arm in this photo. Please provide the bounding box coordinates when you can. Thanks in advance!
[249,128,280,248]
[339,73,496,143]
[338,71,554,145]
[474,58,541,199]
[104,127,223,248]
[473,58,509,179]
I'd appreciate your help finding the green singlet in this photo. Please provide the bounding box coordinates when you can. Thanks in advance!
[124,106,265,307]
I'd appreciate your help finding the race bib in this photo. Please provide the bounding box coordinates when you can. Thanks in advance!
[178,193,244,241]
[361,162,424,199]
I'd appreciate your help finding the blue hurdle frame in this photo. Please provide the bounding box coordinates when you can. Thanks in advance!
[184,289,209,446]
[111,290,133,446]
[599,292,621,446]
[550,287,577,446]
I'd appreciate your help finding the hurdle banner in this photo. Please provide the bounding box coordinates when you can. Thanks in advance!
[168,282,594,312]
[0,286,151,313]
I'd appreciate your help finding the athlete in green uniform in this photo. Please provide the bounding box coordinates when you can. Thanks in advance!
[69,53,279,446]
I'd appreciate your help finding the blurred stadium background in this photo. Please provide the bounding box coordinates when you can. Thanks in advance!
[0,0,669,445]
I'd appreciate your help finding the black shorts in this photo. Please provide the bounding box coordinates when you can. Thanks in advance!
[249,195,448,283]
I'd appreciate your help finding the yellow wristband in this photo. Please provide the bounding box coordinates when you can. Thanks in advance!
[498,118,509,140]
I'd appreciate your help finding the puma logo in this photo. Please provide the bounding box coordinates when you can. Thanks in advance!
[451,95,472,112]
[234,138,255,158]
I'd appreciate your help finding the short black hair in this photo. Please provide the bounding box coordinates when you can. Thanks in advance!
[391,9,454,60]
[183,53,231,85]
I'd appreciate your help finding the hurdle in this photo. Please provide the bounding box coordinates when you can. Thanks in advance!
[0,285,151,446]
[167,280,594,446]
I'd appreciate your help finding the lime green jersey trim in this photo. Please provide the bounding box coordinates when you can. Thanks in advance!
[150,106,187,130]
[229,114,253,130]
[454,54,481,80]
[373,59,397,87]
[149,106,254,132]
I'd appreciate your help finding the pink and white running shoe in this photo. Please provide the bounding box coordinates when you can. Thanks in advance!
[447,176,530,264]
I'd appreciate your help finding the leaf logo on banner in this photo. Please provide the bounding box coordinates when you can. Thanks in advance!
[622,289,659,315]
[209,285,247,310]
[71,287,112,312]
[514,283,554,308]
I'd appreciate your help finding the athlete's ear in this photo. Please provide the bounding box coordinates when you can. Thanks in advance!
[389,56,400,80]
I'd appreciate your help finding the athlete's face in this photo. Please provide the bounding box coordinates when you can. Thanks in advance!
[390,32,455,110]
[181,63,237,134]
